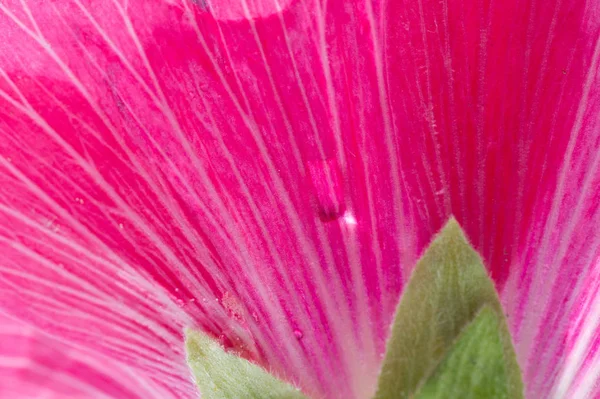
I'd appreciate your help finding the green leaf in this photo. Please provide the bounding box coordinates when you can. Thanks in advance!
[185,330,307,399]
[374,217,523,399]
[414,306,509,399]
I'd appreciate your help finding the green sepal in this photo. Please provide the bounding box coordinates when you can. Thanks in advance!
[374,218,523,399]
[415,306,510,398]
[185,330,307,399]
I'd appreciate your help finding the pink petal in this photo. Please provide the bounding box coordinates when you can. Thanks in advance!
[0,0,599,398]
[201,0,294,21]
[553,256,600,398]
[0,312,171,398]
[1,2,409,397]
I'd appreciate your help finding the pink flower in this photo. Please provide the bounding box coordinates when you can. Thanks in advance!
[0,0,598,398]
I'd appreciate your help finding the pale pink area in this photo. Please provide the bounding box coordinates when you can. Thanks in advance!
[0,312,174,398]
[202,0,294,21]
[0,0,599,398]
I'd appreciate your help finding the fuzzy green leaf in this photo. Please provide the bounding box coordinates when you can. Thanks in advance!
[415,306,509,399]
[374,218,523,399]
[185,330,307,399]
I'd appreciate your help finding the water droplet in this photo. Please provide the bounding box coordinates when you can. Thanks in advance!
[43,217,61,233]
[342,211,358,226]
[293,329,303,339]
[307,158,345,221]
[251,312,259,322]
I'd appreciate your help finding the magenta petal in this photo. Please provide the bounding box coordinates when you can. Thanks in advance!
[1,0,600,398]
[0,312,177,398]
[0,2,399,397]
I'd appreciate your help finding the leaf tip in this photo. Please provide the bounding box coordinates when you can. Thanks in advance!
[438,215,469,245]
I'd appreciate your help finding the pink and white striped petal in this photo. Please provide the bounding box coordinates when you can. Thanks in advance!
[0,0,599,398]
[0,312,179,399]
